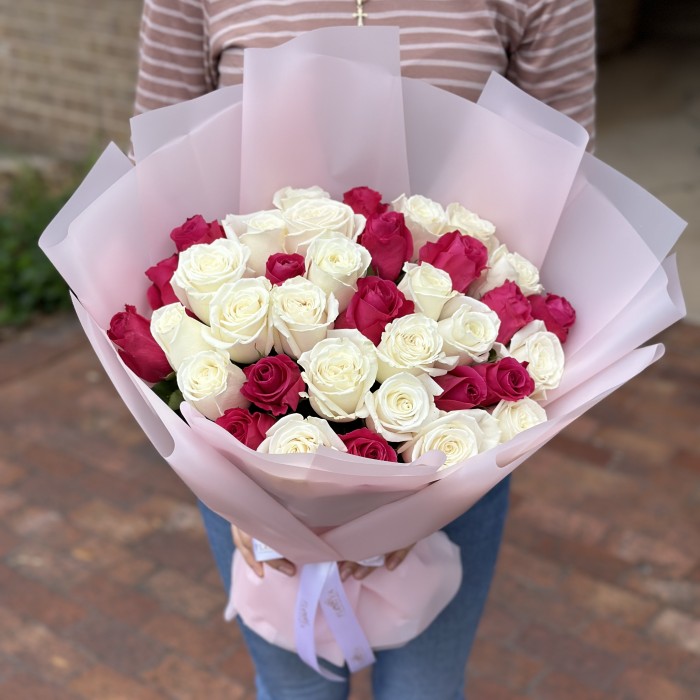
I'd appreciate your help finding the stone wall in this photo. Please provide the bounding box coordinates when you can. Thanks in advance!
[0,1,142,159]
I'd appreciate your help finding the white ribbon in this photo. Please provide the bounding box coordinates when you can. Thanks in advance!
[252,539,376,680]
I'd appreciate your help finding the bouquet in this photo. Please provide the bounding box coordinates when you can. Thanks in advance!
[39,27,686,672]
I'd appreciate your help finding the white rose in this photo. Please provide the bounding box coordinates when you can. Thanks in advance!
[202,277,273,364]
[365,372,441,442]
[443,203,498,253]
[397,263,459,320]
[305,232,371,310]
[150,302,215,371]
[376,313,456,383]
[469,244,542,298]
[270,277,339,359]
[298,330,377,422]
[508,321,565,397]
[273,185,331,210]
[257,414,346,454]
[468,244,517,298]
[508,251,543,296]
[400,409,501,468]
[282,197,365,255]
[437,295,501,364]
[391,194,447,255]
[176,350,248,420]
[493,398,547,442]
[171,238,250,323]
[221,210,287,276]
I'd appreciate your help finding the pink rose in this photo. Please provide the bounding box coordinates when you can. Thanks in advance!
[265,253,306,286]
[240,355,306,416]
[481,280,533,345]
[343,186,388,218]
[434,366,489,411]
[358,211,414,281]
[418,230,488,292]
[528,293,576,343]
[108,305,172,383]
[215,408,276,450]
[170,215,225,252]
[472,357,535,405]
[334,277,414,345]
[145,254,180,310]
[339,428,397,462]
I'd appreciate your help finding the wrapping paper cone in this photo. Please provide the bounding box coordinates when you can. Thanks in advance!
[40,26,686,658]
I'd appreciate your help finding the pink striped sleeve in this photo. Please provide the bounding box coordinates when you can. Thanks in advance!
[134,0,212,115]
[507,0,597,148]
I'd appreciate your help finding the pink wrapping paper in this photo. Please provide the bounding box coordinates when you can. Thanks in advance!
[40,26,686,656]
[226,532,462,667]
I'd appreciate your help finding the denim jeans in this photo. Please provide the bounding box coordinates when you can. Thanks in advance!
[199,475,510,700]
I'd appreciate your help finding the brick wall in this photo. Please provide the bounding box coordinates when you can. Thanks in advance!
[0,0,142,160]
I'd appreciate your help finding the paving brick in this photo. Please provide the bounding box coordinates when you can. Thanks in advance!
[611,667,699,700]
[69,665,165,700]
[468,638,544,692]
[532,671,609,700]
[144,569,224,621]
[0,488,24,516]
[474,605,525,645]
[579,619,700,688]
[142,612,239,667]
[7,541,91,589]
[490,573,590,632]
[465,677,531,700]
[603,529,697,577]
[648,609,700,655]
[0,456,25,487]
[217,643,257,689]
[516,623,623,690]
[142,654,246,700]
[509,499,609,546]
[0,568,88,630]
[0,671,83,700]
[70,575,162,628]
[135,530,215,579]
[623,572,700,616]
[561,572,660,628]
[65,612,167,677]
[0,609,94,684]
[69,499,157,543]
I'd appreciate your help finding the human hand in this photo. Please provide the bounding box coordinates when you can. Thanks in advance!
[338,545,415,582]
[232,526,296,579]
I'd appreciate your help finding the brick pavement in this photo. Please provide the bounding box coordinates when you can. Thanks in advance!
[0,313,698,699]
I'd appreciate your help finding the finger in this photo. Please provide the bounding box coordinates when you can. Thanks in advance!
[265,558,296,577]
[339,561,358,581]
[352,565,374,580]
[385,546,414,571]
[232,526,264,578]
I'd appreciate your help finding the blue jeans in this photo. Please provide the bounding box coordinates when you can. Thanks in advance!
[199,476,510,700]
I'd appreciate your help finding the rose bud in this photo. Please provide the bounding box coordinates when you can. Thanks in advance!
[418,230,488,292]
[170,215,225,252]
[359,211,414,281]
[481,280,533,345]
[240,354,306,416]
[265,252,306,285]
[215,408,276,450]
[108,305,172,383]
[434,366,489,411]
[471,357,535,406]
[343,186,388,218]
[145,254,180,310]
[334,277,414,345]
[339,428,398,462]
[527,293,576,343]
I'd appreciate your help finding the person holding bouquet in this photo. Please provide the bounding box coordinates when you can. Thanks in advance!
[133,2,596,698]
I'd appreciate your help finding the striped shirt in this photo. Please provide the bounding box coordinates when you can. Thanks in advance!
[135,0,596,143]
